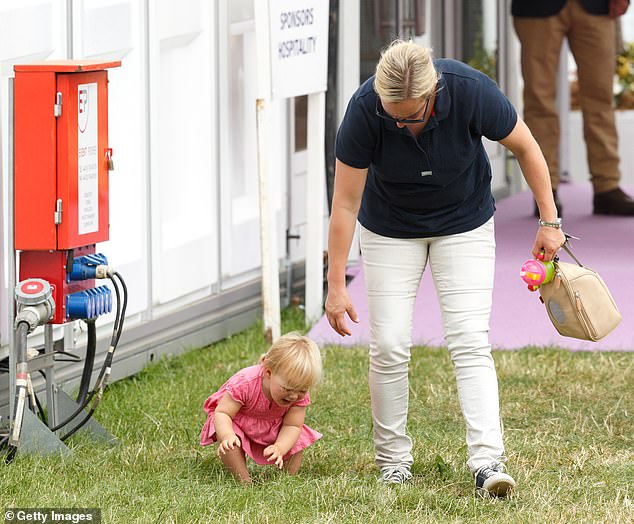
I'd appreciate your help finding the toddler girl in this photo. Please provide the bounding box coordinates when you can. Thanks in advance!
[200,332,322,482]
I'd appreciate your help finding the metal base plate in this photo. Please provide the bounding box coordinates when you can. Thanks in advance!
[17,409,71,456]
[55,389,117,445]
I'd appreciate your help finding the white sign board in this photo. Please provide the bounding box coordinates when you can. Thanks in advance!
[77,82,99,235]
[258,0,329,100]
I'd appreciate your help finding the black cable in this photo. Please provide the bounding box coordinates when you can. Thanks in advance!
[112,272,127,346]
[77,319,96,405]
[1,434,15,464]
[54,349,81,363]
[33,389,47,425]
[90,274,121,386]
[110,273,121,343]
[50,271,127,434]
[0,433,10,461]
[49,391,96,432]
[92,272,126,383]
[60,407,96,441]
[5,321,30,459]
[49,330,108,433]
[59,272,129,440]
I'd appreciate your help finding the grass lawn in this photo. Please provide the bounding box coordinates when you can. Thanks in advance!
[1,307,632,523]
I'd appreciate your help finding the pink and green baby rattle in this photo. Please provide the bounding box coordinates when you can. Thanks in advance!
[519,251,555,292]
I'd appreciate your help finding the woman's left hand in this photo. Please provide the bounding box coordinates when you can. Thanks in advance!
[263,444,284,469]
[533,226,566,261]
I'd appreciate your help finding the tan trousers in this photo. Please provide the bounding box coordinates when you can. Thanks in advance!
[513,0,621,193]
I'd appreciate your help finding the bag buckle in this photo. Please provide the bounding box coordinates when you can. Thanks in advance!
[561,232,583,266]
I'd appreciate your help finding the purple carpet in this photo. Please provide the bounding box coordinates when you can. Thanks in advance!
[309,183,634,351]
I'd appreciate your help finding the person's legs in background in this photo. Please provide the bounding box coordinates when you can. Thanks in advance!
[360,225,427,484]
[429,218,515,497]
[568,1,634,215]
[514,9,568,217]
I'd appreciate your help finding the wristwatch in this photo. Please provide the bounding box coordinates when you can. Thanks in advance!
[538,218,562,229]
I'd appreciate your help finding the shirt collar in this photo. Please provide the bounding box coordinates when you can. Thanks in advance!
[379,74,451,135]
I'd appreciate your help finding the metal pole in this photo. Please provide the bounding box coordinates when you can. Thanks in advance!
[256,98,281,343]
[44,324,58,429]
[305,91,326,326]
[8,78,16,422]
[557,41,571,183]
[67,0,75,59]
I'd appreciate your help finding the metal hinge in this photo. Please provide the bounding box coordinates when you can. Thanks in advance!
[54,92,62,117]
[54,199,63,224]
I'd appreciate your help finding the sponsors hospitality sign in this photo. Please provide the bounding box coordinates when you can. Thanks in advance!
[263,0,329,99]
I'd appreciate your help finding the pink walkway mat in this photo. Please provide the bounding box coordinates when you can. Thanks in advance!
[308,183,634,351]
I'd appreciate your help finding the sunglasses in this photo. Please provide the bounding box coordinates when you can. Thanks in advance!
[375,96,431,125]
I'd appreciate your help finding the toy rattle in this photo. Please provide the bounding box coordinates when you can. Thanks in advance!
[519,251,555,291]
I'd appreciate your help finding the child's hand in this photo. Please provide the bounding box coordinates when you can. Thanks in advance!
[263,444,284,469]
[217,434,241,456]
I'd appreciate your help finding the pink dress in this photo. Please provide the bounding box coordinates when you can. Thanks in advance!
[200,364,322,465]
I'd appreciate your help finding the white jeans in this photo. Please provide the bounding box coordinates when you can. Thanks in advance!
[360,218,505,473]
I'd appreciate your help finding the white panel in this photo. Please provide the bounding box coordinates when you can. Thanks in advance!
[71,0,150,318]
[336,0,360,124]
[481,0,506,193]
[486,139,507,193]
[158,0,202,42]
[622,8,634,39]
[0,0,68,347]
[288,151,329,265]
[158,46,214,248]
[0,78,10,348]
[151,0,219,304]
[0,2,56,75]
[97,61,150,317]
[568,110,634,187]
[219,7,260,284]
[219,3,288,288]
[80,2,132,57]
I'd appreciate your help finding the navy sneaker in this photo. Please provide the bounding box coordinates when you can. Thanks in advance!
[475,462,516,497]
[378,465,412,485]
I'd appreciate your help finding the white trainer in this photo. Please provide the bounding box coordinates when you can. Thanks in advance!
[378,465,413,485]
[475,462,516,497]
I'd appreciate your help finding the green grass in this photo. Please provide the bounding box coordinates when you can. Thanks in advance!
[1,307,633,523]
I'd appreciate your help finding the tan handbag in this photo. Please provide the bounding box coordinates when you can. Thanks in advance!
[538,242,622,341]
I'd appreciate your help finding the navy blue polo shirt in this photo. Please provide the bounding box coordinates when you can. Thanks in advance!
[335,58,517,238]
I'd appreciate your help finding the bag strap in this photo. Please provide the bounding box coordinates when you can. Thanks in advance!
[561,234,584,267]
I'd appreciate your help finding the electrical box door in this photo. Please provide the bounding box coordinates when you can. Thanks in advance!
[14,61,120,250]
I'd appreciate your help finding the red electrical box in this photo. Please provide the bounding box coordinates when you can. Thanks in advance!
[14,60,121,250]
[14,60,120,324]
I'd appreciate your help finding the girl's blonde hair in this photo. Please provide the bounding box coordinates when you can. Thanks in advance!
[374,39,437,102]
[260,332,322,390]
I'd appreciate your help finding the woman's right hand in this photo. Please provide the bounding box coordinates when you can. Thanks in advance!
[217,434,241,456]
[325,286,359,336]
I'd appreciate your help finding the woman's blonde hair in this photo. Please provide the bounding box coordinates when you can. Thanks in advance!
[374,39,437,102]
[260,332,322,390]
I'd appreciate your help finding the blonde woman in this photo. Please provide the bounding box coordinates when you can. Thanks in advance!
[200,332,322,483]
[326,39,565,496]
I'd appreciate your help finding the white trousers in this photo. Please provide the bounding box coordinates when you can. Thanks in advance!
[360,218,505,473]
